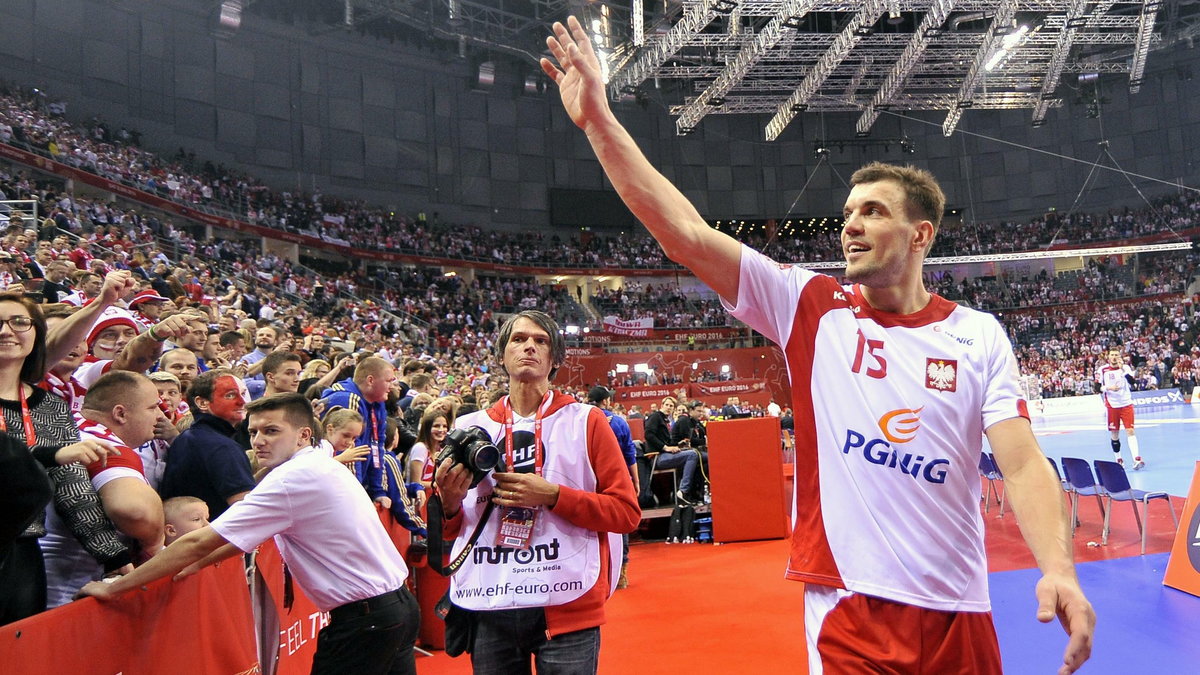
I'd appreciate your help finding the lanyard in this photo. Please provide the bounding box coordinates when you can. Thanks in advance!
[368,406,381,469]
[0,386,36,447]
[502,391,553,477]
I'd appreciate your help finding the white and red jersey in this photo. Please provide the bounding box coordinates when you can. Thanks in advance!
[408,442,435,482]
[77,418,147,490]
[724,246,1029,613]
[1097,363,1134,409]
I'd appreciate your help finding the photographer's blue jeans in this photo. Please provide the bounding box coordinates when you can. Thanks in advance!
[471,607,600,675]
[653,448,706,493]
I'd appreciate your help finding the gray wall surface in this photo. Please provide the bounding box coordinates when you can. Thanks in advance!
[0,0,1197,231]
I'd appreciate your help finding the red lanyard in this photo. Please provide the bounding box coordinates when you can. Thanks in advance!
[0,386,36,447]
[502,391,553,477]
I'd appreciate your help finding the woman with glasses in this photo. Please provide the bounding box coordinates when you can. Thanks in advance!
[0,293,132,621]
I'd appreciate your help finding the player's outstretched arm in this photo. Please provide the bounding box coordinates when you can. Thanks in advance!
[986,417,1095,674]
[541,16,742,303]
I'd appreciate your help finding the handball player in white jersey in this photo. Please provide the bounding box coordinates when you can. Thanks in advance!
[1097,348,1144,469]
[541,16,1094,675]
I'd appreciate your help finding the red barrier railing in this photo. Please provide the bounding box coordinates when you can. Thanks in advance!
[0,558,259,674]
[0,508,422,674]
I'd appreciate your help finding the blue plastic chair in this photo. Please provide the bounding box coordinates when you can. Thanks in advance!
[978,452,1005,516]
[1046,457,1075,513]
[1059,457,1106,536]
[1093,459,1179,554]
[1047,457,1064,487]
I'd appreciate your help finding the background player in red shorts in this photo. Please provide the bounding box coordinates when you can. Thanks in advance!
[1097,348,1144,469]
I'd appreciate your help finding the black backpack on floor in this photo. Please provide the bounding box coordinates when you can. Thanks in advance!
[667,504,696,543]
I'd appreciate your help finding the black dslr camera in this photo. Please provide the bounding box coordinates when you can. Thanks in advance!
[436,426,504,488]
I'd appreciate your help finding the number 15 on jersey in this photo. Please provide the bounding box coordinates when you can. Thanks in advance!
[852,329,887,379]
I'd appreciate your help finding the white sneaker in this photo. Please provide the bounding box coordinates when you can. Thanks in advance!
[1133,458,1146,471]
[1116,457,1125,467]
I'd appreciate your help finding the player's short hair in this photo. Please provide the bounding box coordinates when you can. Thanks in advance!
[851,161,946,231]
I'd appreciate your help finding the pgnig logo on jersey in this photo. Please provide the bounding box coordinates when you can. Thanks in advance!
[840,407,950,484]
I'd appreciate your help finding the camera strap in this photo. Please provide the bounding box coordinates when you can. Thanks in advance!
[427,494,496,577]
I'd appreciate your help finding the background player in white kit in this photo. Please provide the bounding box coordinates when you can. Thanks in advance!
[541,16,1094,674]
[1097,348,1144,469]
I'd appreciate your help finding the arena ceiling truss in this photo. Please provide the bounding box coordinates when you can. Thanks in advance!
[335,2,1198,139]
[606,1,1168,139]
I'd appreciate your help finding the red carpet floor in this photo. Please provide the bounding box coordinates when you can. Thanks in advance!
[417,489,1184,674]
[417,538,807,675]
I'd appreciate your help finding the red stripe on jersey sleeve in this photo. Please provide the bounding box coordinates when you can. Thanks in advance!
[85,444,145,479]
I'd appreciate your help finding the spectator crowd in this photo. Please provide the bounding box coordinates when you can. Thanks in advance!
[0,77,1198,629]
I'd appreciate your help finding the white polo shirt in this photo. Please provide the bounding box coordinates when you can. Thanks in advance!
[210,446,408,611]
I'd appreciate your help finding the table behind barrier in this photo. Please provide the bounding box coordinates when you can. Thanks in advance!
[707,416,789,543]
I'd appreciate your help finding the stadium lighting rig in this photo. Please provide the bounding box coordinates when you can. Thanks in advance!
[601,1,1167,139]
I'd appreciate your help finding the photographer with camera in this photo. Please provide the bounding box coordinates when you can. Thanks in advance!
[434,310,639,673]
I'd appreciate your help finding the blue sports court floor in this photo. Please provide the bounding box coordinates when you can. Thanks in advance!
[988,405,1199,672]
[1029,404,1200,497]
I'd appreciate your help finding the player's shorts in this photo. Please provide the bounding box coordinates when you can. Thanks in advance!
[1106,404,1135,431]
[804,584,1002,674]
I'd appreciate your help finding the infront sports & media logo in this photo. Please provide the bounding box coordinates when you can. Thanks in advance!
[841,407,949,484]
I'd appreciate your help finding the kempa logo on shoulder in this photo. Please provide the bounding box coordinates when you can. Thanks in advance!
[840,407,950,484]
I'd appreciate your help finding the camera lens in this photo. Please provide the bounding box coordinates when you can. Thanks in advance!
[469,442,500,472]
